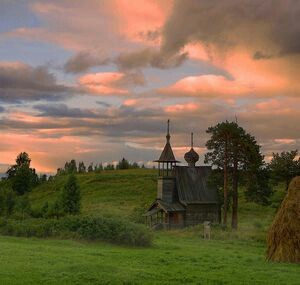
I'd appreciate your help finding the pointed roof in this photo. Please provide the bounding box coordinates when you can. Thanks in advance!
[154,119,179,163]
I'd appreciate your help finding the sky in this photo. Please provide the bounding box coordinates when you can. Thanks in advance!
[0,0,300,173]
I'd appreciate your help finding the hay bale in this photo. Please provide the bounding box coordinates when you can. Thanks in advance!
[266,176,300,263]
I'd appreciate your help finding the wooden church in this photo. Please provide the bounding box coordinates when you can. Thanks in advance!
[145,120,221,229]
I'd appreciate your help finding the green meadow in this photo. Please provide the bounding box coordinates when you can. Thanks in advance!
[0,169,299,284]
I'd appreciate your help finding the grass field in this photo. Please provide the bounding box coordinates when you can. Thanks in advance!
[0,169,299,284]
[29,169,157,218]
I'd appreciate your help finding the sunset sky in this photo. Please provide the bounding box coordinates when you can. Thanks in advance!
[1,0,300,173]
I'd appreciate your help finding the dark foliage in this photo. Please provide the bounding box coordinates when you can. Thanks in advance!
[78,161,86,173]
[268,150,300,191]
[6,152,39,195]
[61,175,81,215]
[0,215,153,246]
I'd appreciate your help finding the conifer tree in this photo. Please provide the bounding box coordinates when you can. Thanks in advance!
[205,121,264,229]
[61,175,81,215]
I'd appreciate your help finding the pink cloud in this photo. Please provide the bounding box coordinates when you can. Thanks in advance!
[165,103,199,113]
[111,0,172,44]
[274,139,296,144]
[6,1,172,51]
[123,99,138,106]
[159,75,252,97]
[79,72,129,95]
[183,43,210,61]
[159,50,299,98]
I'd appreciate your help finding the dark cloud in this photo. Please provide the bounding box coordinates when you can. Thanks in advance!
[253,51,275,60]
[64,50,110,73]
[34,104,104,118]
[115,48,188,70]
[161,0,300,57]
[96,101,111,108]
[138,29,161,42]
[0,106,5,112]
[114,71,145,87]
[0,62,71,103]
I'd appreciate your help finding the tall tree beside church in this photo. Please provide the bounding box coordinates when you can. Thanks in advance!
[205,121,263,229]
[205,122,235,226]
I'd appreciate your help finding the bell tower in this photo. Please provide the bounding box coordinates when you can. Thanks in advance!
[154,120,179,203]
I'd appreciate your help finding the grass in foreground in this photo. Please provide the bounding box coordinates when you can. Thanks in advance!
[1,169,297,284]
[0,233,299,285]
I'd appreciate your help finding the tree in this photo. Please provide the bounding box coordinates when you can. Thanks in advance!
[205,121,264,229]
[87,163,94,172]
[117,158,130,170]
[78,161,86,173]
[39,174,48,183]
[6,152,31,178]
[64,159,77,174]
[0,188,16,217]
[6,152,39,194]
[268,150,300,191]
[104,164,115,170]
[131,162,139,169]
[244,167,273,205]
[94,163,103,172]
[12,164,33,195]
[15,195,31,219]
[61,174,81,215]
[205,121,236,226]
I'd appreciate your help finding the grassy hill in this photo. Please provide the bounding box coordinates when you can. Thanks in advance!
[29,169,157,218]
[0,169,299,284]
[29,169,278,241]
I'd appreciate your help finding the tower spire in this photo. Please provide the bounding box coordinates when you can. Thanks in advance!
[166,119,170,142]
[191,132,194,148]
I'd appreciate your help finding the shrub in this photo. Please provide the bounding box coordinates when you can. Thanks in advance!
[0,215,153,247]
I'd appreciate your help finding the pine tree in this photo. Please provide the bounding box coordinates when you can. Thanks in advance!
[205,121,264,229]
[78,161,86,173]
[61,174,81,215]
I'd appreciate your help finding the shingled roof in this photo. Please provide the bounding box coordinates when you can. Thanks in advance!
[173,166,219,205]
[145,199,185,216]
[154,142,179,162]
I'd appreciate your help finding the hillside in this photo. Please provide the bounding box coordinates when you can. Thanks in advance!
[29,169,157,218]
[27,169,283,241]
[1,169,300,284]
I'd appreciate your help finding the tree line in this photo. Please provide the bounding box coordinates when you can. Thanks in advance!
[56,157,145,175]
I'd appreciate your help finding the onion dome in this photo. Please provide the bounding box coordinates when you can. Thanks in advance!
[184,132,199,167]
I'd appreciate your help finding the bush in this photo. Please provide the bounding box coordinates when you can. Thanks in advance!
[0,218,61,238]
[0,215,153,247]
[76,216,152,246]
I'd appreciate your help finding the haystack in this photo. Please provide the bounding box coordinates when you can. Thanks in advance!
[266,176,300,263]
